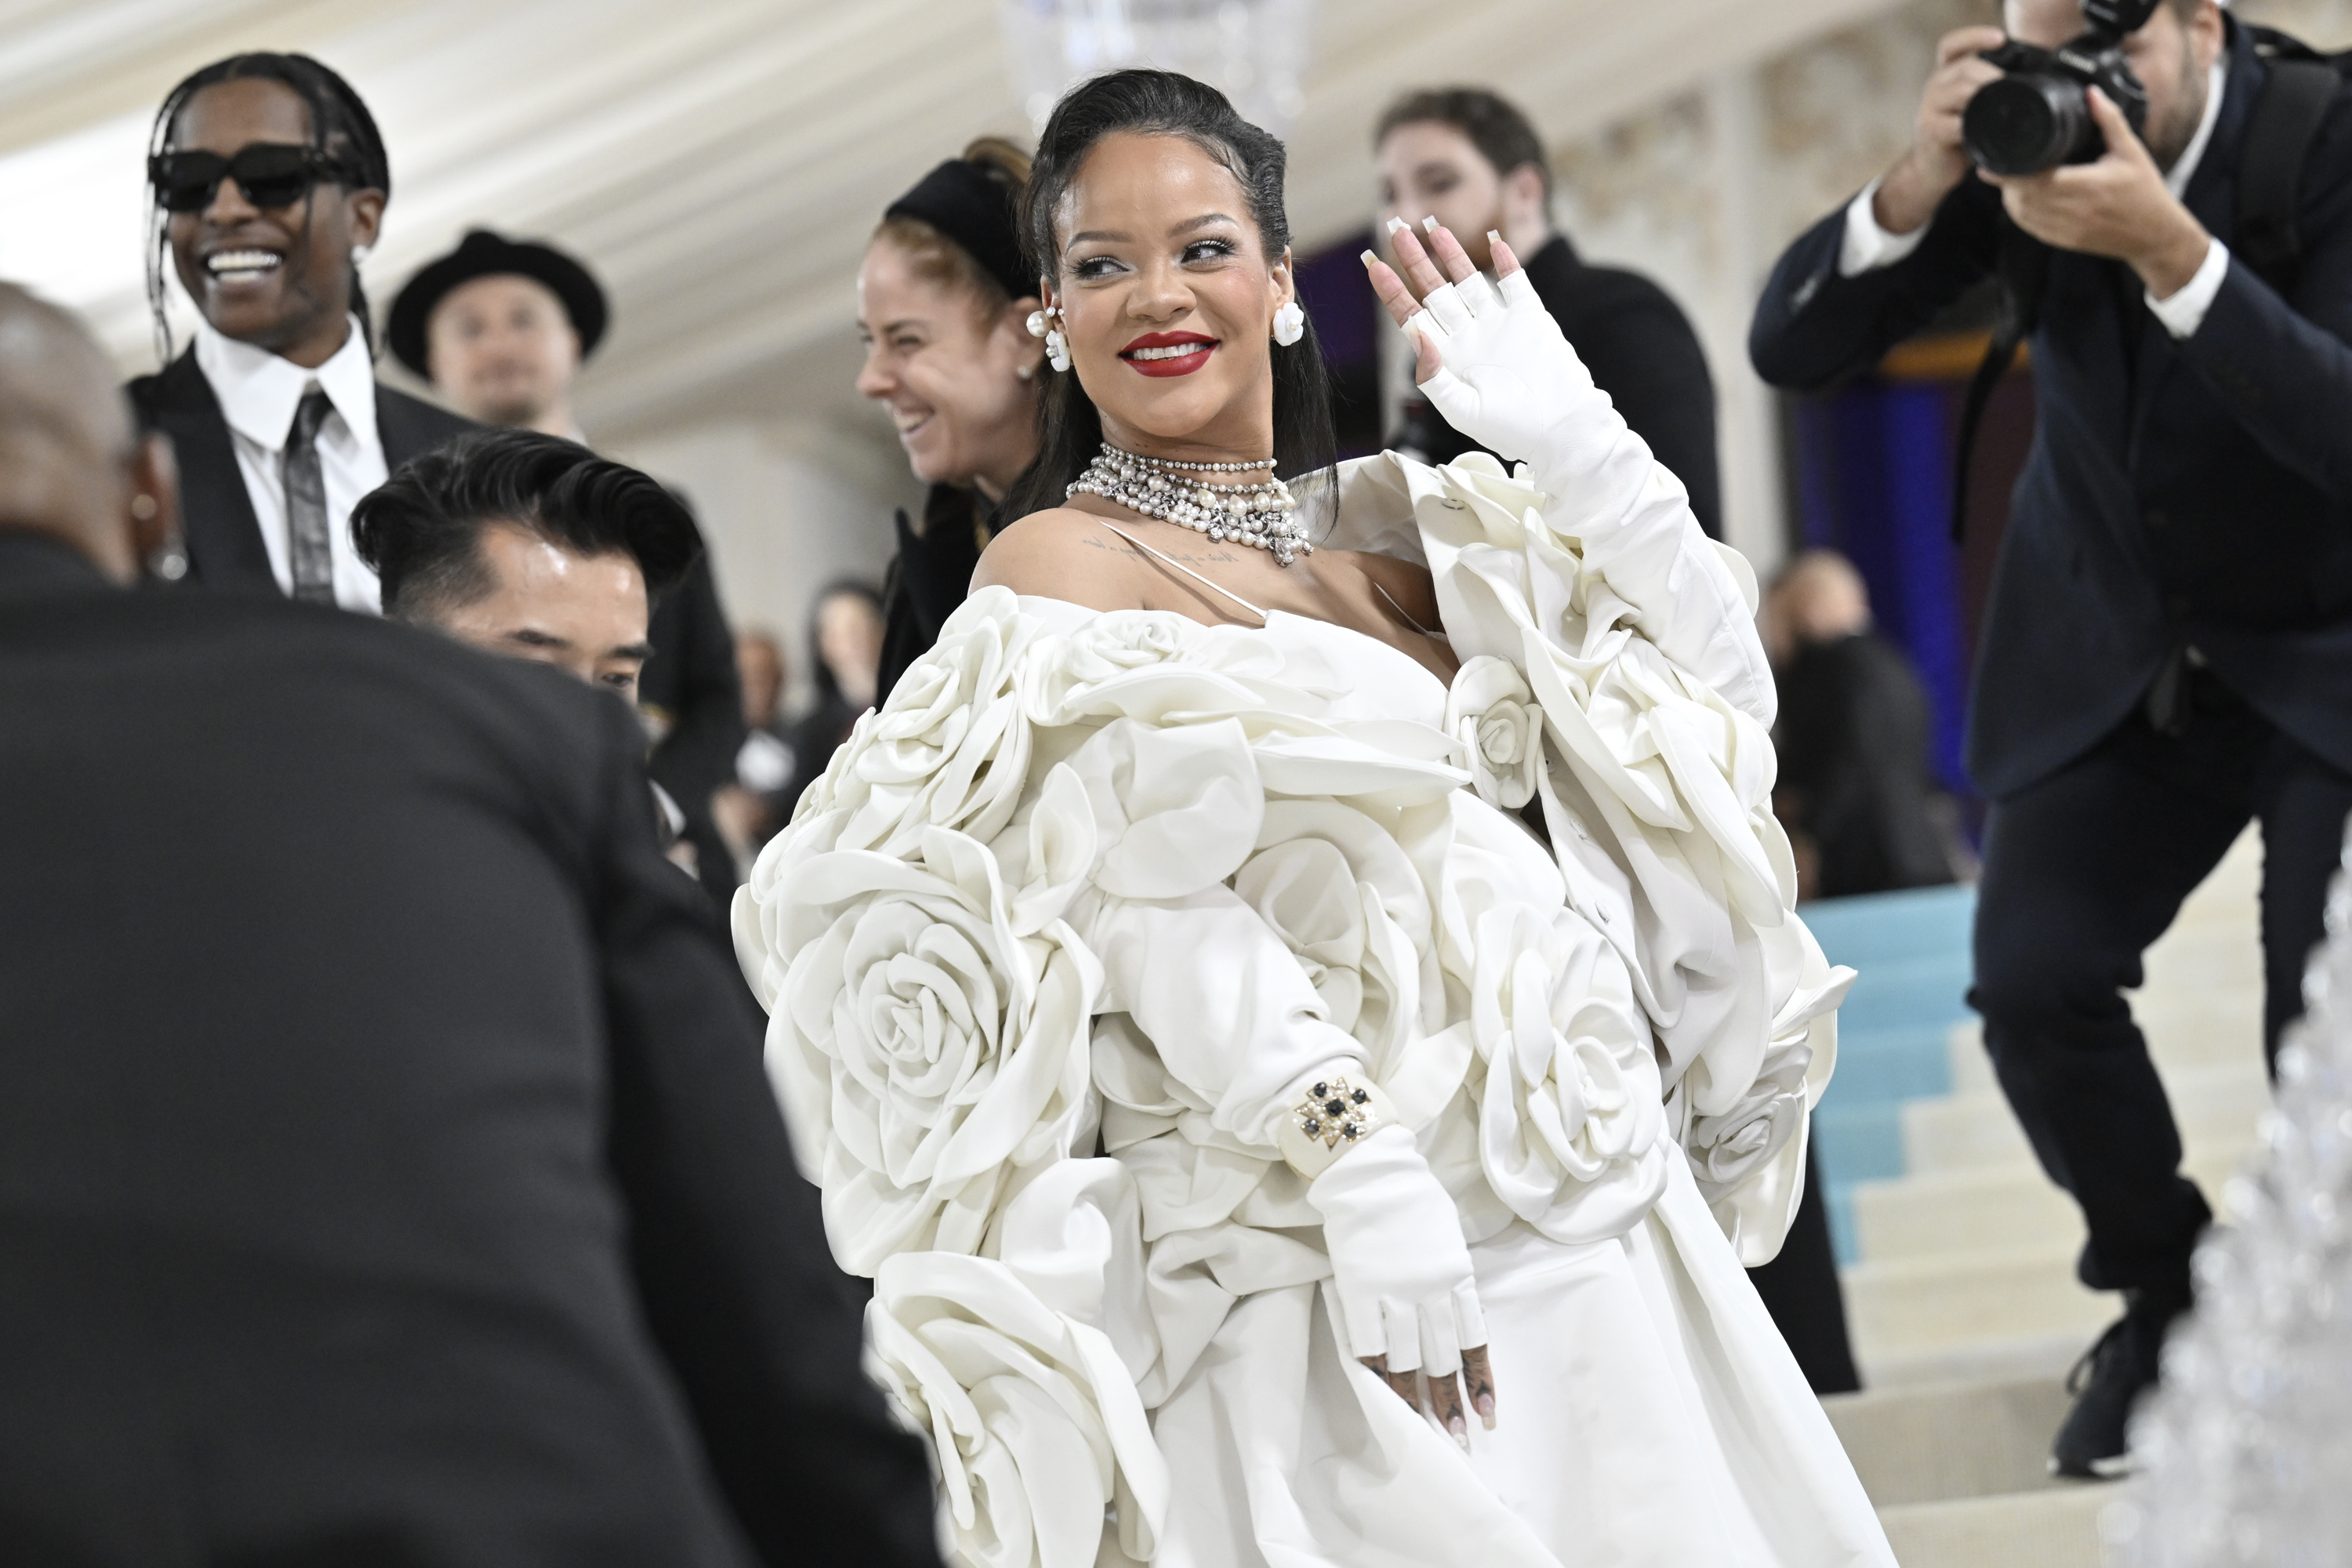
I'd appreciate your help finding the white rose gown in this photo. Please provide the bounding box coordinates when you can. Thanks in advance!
[735,423,1896,1566]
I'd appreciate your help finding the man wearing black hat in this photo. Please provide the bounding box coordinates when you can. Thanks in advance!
[390,230,747,902]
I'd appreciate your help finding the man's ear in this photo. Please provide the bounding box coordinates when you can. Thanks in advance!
[2191,0,2226,70]
[129,431,181,574]
[1501,163,1549,234]
[347,187,387,253]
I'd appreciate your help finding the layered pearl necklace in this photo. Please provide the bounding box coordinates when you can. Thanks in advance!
[1069,444,1312,566]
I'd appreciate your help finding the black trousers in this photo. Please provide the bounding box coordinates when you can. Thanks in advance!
[1973,671,2352,1297]
[1747,1140,1860,1393]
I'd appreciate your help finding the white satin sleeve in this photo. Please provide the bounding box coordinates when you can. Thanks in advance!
[1082,885,1367,1152]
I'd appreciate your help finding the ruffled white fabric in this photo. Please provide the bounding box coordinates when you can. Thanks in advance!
[735,454,1886,1566]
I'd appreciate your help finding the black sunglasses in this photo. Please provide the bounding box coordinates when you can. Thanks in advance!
[147,143,359,214]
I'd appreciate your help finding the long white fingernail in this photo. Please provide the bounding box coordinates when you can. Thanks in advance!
[1421,216,1439,233]
[1487,230,1503,246]
[1385,216,1409,235]
[1360,249,1378,265]
[1448,1415,1469,1448]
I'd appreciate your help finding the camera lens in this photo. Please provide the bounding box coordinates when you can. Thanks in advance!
[1965,74,2089,176]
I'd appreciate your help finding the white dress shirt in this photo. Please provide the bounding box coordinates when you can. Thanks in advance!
[1838,59,2233,339]
[193,314,388,613]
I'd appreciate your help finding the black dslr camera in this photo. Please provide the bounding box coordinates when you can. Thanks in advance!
[1962,0,2157,175]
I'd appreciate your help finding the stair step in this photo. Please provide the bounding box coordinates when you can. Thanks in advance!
[1900,1064,2267,1175]
[1799,883,1976,968]
[1823,1375,2069,1506]
[1945,996,2263,1095]
[1844,1242,2111,1359]
[1860,1329,2089,1392]
[1820,1023,1955,1105]
[1835,956,1973,1036]
[1876,1483,2111,1568]
[1851,1145,2250,1263]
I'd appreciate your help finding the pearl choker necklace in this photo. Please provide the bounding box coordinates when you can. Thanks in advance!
[1069,444,1313,566]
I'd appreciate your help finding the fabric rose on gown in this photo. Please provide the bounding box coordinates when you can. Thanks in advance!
[869,1160,1168,1568]
[1229,800,1443,1075]
[772,822,1102,1275]
[1445,655,1542,810]
[1465,903,1669,1245]
[804,588,1042,857]
[1686,1040,1809,1195]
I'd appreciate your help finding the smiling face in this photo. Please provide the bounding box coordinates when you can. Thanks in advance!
[1045,132,1293,463]
[165,77,382,368]
[855,238,1043,499]
[426,274,581,432]
[432,521,652,700]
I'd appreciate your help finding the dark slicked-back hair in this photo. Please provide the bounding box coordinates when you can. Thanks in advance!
[1374,87,1553,205]
[146,53,390,366]
[1005,68,1338,530]
[352,430,701,621]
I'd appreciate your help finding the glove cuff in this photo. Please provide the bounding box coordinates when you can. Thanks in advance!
[1276,1071,1400,1180]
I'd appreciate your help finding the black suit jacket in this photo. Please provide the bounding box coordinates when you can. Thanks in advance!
[877,482,998,705]
[0,531,941,1568]
[1751,20,2352,797]
[1403,234,1724,540]
[642,543,749,902]
[126,347,478,595]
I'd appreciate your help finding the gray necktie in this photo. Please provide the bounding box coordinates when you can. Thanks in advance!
[281,387,336,604]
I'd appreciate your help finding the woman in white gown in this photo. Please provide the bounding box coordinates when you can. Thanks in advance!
[735,68,1896,1568]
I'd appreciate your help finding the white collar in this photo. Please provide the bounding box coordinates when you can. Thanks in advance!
[194,314,379,453]
[2165,58,2230,201]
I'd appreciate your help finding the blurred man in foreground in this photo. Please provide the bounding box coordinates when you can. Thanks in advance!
[0,281,941,1568]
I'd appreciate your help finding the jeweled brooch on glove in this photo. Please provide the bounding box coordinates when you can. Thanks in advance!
[1277,1073,1398,1179]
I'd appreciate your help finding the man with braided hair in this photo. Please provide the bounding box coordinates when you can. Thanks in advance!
[128,53,473,612]
[0,279,944,1568]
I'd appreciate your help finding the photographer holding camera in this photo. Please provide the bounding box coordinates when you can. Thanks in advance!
[1751,0,2352,1478]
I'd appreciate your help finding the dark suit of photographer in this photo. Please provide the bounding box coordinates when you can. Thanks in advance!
[1751,0,2352,1475]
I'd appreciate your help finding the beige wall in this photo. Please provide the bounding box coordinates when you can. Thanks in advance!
[608,416,915,715]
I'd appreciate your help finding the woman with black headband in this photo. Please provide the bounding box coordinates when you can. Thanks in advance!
[127,53,472,609]
[855,138,1044,702]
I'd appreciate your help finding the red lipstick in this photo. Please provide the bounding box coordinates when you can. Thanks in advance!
[1120,330,1218,378]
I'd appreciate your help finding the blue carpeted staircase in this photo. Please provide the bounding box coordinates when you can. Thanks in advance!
[1802,884,1977,1265]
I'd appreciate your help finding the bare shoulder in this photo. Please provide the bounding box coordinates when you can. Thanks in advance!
[971,506,1152,610]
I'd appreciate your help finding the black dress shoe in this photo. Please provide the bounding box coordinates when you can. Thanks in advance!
[2050,1290,2184,1479]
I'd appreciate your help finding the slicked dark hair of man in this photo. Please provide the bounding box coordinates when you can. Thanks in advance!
[353,428,699,622]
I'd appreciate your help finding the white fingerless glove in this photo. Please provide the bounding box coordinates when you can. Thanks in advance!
[1405,267,1623,502]
[1307,1123,1486,1377]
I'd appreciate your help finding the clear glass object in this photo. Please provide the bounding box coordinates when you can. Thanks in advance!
[2104,820,2352,1566]
[997,0,1318,136]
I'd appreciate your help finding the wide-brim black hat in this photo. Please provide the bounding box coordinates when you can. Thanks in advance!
[387,228,609,380]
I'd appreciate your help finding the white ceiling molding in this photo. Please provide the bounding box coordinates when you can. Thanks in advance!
[0,0,1908,445]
